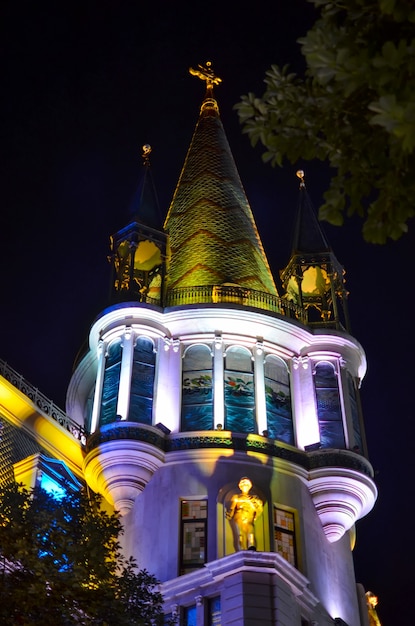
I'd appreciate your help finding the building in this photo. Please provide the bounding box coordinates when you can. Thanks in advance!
[0,63,377,625]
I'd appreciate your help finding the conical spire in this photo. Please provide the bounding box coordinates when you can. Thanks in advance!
[164,62,278,301]
[127,144,163,230]
[280,171,350,330]
[291,170,330,254]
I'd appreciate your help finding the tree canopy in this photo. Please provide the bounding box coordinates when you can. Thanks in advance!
[235,0,415,243]
[0,481,169,626]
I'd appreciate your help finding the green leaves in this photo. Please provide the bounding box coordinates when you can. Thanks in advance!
[0,482,167,625]
[236,0,415,243]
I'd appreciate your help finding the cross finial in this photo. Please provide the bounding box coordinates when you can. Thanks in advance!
[189,61,222,93]
[142,144,152,166]
[296,170,306,188]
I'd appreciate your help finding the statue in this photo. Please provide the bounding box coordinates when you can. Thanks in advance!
[366,591,382,626]
[226,477,263,551]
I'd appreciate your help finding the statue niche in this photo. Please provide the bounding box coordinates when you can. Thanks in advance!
[225,477,264,551]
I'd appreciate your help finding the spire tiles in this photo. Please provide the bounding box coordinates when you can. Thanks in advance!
[164,63,279,304]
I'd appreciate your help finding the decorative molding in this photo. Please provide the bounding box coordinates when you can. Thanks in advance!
[292,356,309,370]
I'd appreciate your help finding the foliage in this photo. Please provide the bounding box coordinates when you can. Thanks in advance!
[0,481,170,625]
[235,0,415,243]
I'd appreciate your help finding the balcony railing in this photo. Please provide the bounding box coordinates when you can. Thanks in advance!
[164,285,306,322]
[0,359,86,444]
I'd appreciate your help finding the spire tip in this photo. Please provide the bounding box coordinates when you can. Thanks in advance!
[296,170,305,188]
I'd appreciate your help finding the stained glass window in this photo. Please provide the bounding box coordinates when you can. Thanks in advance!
[264,356,293,444]
[348,372,363,452]
[181,345,213,431]
[208,596,221,625]
[180,499,207,575]
[129,336,155,424]
[183,605,197,626]
[274,506,297,567]
[314,362,345,448]
[224,346,255,433]
[99,339,122,426]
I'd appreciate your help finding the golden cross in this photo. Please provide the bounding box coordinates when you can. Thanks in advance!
[189,61,222,89]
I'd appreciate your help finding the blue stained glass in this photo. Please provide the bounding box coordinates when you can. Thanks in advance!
[266,413,294,445]
[100,340,122,426]
[181,345,213,431]
[226,406,255,433]
[319,421,345,448]
[182,404,213,431]
[225,373,255,433]
[184,606,197,626]
[348,373,362,451]
[315,362,345,449]
[129,336,155,424]
[208,597,221,626]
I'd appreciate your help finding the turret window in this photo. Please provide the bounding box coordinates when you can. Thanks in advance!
[181,345,213,431]
[129,336,156,424]
[264,356,293,444]
[99,339,122,426]
[224,346,255,432]
[314,362,345,448]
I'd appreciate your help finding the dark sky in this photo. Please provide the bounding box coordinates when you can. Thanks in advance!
[1,2,413,623]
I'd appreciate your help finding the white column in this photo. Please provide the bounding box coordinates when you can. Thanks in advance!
[116,328,135,421]
[291,356,320,449]
[153,338,182,433]
[90,340,106,434]
[254,341,267,435]
[213,334,225,429]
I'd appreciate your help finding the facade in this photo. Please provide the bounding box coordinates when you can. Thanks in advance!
[0,64,377,625]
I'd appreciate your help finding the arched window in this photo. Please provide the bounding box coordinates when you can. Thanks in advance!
[129,336,156,425]
[314,362,345,448]
[181,344,213,431]
[224,346,255,433]
[99,339,122,426]
[264,356,293,444]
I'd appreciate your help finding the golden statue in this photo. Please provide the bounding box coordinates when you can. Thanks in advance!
[226,477,263,551]
[366,591,382,626]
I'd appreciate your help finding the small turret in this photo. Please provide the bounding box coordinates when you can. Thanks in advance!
[108,145,166,306]
[280,171,351,331]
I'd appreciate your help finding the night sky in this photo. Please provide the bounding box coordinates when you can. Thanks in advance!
[1,2,413,623]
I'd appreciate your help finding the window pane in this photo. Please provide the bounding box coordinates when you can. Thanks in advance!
[208,596,221,626]
[181,345,213,431]
[274,507,297,567]
[100,340,122,426]
[183,606,197,626]
[180,500,207,575]
[348,372,362,451]
[314,362,345,448]
[129,336,155,424]
[225,347,255,433]
[264,357,293,444]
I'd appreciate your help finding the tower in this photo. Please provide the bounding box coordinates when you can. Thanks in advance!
[1,63,377,625]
